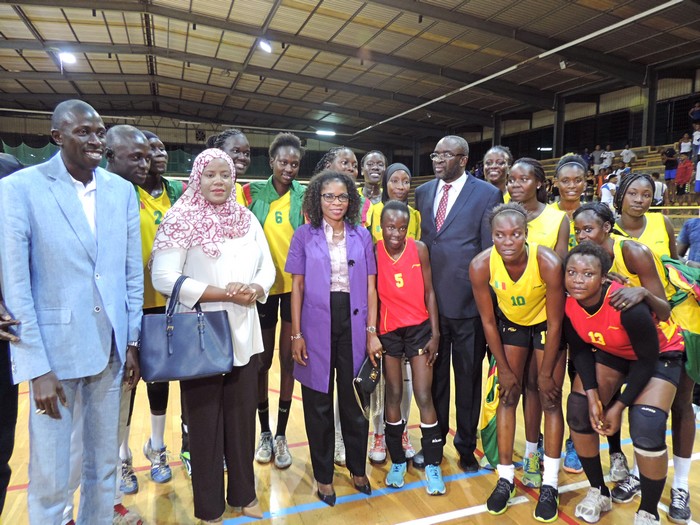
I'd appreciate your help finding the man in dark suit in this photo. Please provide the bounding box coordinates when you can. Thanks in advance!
[414,135,502,471]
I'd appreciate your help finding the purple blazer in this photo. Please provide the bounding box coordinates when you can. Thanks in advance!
[285,223,377,393]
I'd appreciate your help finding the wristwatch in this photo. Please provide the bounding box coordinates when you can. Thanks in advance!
[366,326,377,334]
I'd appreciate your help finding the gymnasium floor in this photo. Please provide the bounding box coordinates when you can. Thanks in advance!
[4,358,700,524]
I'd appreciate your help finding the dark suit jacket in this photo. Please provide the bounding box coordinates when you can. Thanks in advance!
[415,173,502,318]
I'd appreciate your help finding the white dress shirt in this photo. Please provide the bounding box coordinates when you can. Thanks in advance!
[433,171,468,219]
[69,174,97,234]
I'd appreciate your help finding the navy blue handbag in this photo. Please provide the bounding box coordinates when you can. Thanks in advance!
[140,275,234,382]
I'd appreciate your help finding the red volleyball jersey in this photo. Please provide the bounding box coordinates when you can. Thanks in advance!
[565,281,684,360]
[377,238,429,334]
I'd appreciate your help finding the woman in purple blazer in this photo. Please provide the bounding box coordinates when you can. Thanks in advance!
[286,170,381,506]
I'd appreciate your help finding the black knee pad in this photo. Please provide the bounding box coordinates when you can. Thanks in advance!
[629,404,668,453]
[567,392,594,434]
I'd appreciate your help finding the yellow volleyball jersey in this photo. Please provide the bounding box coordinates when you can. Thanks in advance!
[235,182,247,207]
[503,191,511,203]
[527,205,567,251]
[367,202,421,243]
[263,192,294,295]
[615,212,670,260]
[489,243,547,326]
[138,186,171,309]
[549,202,576,250]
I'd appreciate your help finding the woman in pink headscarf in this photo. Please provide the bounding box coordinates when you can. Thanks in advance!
[151,149,275,522]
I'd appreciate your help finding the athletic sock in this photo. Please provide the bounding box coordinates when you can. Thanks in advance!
[525,440,538,457]
[607,430,622,455]
[542,454,561,489]
[638,473,664,519]
[119,427,131,461]
[275,399,292,438]
[150,414,166,450]
[579,454,609,497]
[673,455,691,491]
[497,463,516,484]
[258,399,270,433]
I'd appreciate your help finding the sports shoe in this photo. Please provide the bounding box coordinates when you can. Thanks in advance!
[487,478,515,515]
[522,450,542,488]
[635,510,661,525]
[386,462,407,488]
[563,438,583,474]
[611,474,640,503]
[402,431,416,460]
[273,435,292,469]
[609,452,629,482]
[368,433,386,463]
[119,457,138,495]
[574,487,612,523]
[668,487,691,524]
[334,431,346,466]
[113,503,143,525]
[255,431,273,464]
[143,439,172,483]
[425,464,446,495]
[534,485,559,523]
[180,450,192,477]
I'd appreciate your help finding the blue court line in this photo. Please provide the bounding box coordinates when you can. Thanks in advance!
[223,424,700,524]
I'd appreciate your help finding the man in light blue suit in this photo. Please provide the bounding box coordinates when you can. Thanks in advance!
[0,100,143,525]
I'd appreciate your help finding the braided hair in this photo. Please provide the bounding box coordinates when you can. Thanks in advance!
[613,172,654,214]
[313,146,349,176]
[512,157,548,203]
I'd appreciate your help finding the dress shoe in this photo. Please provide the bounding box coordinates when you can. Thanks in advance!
[351,474,372,495]
[317,489,337,506]
[412,449,425,469]
[242,499,263,519]
[459,453,479,473]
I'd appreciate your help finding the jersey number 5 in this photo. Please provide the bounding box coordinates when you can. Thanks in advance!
[394,273,404,288]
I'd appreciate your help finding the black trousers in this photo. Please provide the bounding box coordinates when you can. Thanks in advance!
[301,292,369,485]
[432,315,486,457]
[181,359,258,520]
[0,341,17,514]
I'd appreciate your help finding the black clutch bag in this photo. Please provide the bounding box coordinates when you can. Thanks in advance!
[353,356,382,420]
[140,275,234,382]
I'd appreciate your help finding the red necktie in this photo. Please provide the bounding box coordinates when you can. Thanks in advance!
[435,183,452,231]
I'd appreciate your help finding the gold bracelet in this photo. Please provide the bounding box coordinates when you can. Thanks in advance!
[290,332,303,341]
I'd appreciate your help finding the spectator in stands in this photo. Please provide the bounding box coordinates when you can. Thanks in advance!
[651,172,668,209]
[620,144,636,167]
[692,123,700,164]
[600,144,615,172]
[675,152,694,205]
[688,101,700,124]
[582,148,592,169]
[662,146,678,202]
[591,145,604,176]
[678,210,700,269]
[600,173,617,211]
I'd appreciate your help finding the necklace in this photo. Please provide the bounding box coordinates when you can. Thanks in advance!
[333,230,344,237]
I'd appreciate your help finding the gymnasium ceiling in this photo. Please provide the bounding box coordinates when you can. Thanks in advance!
[0,0,699,147]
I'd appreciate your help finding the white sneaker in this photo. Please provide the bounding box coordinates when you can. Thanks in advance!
[273,435,292,469]
[609,452,629,482]
[693,403,700,423]
[255,431,273,464]
[634,510,660,524]
[574,487,612,523]
[334,431,346,466]
[402,431,416,460]
[368,433,386,463]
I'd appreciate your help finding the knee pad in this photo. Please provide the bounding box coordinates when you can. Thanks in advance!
[566,392,594,434]
[629,404,668,456]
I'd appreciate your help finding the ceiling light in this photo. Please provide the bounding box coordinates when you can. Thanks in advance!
[316,130,336,137]
[259,39,272,53]
[58,52,76,64]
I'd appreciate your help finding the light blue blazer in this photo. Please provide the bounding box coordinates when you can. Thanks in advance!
[0,153,143,384]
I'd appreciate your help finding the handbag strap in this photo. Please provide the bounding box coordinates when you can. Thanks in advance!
[166,275,195,317]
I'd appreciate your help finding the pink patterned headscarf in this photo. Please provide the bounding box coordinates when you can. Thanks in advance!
[151,148,251,258]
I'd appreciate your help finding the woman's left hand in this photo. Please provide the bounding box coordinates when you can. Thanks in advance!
[537,373,561,407]
[609,286,646,311]
[598,404,623,436]
[225,282,260,305]
[367,333,383,367]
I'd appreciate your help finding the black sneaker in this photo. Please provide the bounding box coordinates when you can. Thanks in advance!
[611,474,641,503]
[668,488,691,524]
[534,485,559,523]
[487,478,515,515]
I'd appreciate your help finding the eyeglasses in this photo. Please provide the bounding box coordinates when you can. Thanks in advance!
[430,152,465,161]
[321,193,350,203]
[484,160,508,167]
